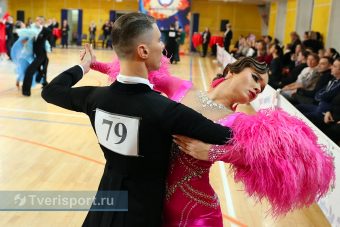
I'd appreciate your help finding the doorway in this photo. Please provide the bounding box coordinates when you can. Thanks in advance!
[61,9,83,46]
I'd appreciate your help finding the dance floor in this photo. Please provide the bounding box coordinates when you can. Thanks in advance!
[0,47,330,226]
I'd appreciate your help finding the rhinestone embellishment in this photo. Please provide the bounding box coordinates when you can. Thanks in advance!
[197,91,229,111]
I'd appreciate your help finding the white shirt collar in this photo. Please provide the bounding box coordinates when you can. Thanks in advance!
[116,74,154,89]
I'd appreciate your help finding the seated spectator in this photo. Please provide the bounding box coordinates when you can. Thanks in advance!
[268,44,283,89]
[281,53,320,98]
[230,35,243,55]
[287,31,301,54]
[280,50,309,87]
[255,40,272,64]
[325,47,340,61]
[263,35,272,52]
[302,31,323,53]
[292,56,333,105]
[320,93,340,144]
[288,43,303,69]
[318,48,326,58]
[296,58,340,125]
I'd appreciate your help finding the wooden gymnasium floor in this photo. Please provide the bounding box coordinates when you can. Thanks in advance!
[0,47,330,227]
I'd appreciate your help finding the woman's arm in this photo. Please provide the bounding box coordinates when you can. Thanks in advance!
[174,109,335,216]
[148,56,192,101]
[90,60,116,77]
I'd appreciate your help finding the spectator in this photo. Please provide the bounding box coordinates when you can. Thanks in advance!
[51,18,59,48]
[293,56,333,105]
[281,53,320,97]
[296,58,340,125]
[268,43,283,89]
[256,40,272,64]
[101,20,111,48]
[89,21,96,49]
[201,27,211,57]
[223,23,233,52]
[61,20,69,48]
[320,93,340,144]
[281,50,309,87]
[325,48,340,60]
[288,32,301,53]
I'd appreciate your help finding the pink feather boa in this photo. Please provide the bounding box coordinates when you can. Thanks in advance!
[219,109,335,216]
[106,56,192,100]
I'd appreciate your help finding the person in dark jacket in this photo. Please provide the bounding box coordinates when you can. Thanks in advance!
[202,27,211,57]
[223,23,233,52]
[292,56,333,105]
[22,16,51,96]
[61,19,69,48]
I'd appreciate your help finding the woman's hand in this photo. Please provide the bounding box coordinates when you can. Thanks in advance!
[173,135,212,161]
[80,44,96,64]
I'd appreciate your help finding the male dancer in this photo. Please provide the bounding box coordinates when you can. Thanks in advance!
[23,16,50,96]
[42,13,232,227]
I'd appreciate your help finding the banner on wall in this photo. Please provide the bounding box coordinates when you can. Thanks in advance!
[139,0,191,34]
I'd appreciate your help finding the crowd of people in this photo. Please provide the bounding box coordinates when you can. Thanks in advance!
[227,30,340,144]
[196,25,339,144]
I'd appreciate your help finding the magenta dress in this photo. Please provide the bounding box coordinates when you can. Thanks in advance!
[163,143,224,227]
[162,97,239,227]
[91,57,335,226]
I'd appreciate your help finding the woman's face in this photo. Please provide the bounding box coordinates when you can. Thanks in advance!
[307,55,318,68]
[269,45,276,54]
[295,44,302,54]
[297,52,305,62]
[223,67,268,104]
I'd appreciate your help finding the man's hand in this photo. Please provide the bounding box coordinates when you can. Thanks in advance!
[324,111,334,124]
[173,135,212,161]
[80,43,94,74]
[291,89,297,95]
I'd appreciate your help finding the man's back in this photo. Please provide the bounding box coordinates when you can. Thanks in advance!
[42,65,231,227]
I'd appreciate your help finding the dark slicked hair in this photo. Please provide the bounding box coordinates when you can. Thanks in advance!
[111,12,156,58]
[214,57,268,80]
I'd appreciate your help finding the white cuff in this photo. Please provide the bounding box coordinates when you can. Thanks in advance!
[77,65,85,75]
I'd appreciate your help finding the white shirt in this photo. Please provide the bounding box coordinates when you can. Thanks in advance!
[35,25,43,40]
[77,66,153,89]
[117,74,154,89]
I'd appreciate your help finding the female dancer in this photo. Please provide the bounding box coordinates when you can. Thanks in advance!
[11,26,50,89]
[86,53,334,226]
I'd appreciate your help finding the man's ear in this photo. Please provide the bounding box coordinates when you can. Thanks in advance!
[137,44,149,59]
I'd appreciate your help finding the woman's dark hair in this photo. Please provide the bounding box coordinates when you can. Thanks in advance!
[308,52,320,63]
[300,50,310,59]
[329,48,340,59]
[111,12,156,58]
[329,48,338,55]
[321,56,334,65]
[213,57,268,80]
[270,43,283,57]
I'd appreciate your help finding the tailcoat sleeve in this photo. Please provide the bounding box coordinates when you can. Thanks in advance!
[41,65,95,113]
[161,102,233,145]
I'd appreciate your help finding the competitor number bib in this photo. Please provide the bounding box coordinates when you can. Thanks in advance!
[95,108,140,156]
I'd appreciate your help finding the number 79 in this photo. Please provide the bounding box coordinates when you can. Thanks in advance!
[102,119,127,144]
